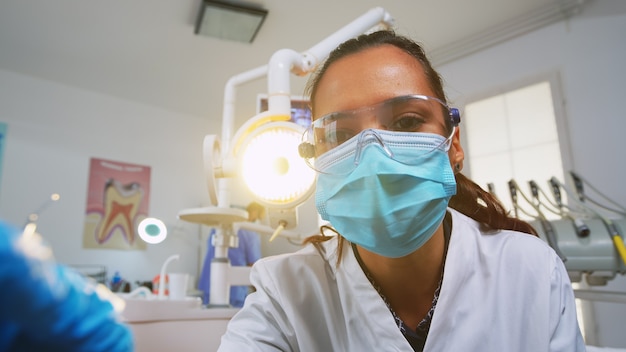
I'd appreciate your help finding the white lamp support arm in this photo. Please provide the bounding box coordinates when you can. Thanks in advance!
[295,6,395,75]
[221,65,268,159]
[184,7,395,307]
[218,65,268,207]
[220,6,395,183]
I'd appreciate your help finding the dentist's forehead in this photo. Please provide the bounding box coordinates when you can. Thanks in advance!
[313,45,434,119]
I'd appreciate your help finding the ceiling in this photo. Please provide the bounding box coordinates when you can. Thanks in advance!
[0,0,590,120]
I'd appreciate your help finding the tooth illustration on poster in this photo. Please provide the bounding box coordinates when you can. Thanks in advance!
[82,157,151,250]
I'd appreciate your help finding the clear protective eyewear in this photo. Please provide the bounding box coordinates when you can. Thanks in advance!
[298,94,460,175]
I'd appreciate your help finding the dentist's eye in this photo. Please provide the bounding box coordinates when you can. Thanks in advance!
[389,114,425,132]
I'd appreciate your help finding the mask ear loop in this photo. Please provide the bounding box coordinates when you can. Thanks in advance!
[439,126,457,152]
[353,129,394,167]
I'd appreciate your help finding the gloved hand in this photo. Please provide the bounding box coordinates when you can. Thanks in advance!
[0,220,133,352]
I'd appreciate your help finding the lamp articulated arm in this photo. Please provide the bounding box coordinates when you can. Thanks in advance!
[265,7,395,117]
[186,8,395,307]
[218,65,267,207]
[216,6,394,209]
[212,6,397,227]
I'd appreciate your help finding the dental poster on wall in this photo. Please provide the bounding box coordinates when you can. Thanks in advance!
[82,157,151,250]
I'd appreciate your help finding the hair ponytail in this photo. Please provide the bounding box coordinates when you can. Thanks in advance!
[449,173,537,236]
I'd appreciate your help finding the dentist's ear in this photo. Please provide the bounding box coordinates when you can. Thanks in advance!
[449,127,464,173]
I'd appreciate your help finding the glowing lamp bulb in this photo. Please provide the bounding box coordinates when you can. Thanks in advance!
[273,157,289,175]
[239,122,316,207]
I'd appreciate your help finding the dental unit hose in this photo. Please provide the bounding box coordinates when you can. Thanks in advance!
[570,171,626,216]
[606,222,626,266]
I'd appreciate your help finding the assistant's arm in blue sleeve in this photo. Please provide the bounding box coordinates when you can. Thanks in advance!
[0,221,134,352]
[198,229,217,304]
[240,229,262,265]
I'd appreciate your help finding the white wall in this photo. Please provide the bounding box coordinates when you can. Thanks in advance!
[0,69,213,286]
[439,2,626,348]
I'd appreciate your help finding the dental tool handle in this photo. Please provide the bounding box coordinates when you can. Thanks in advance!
[508,181,518,203]
[539,219,567,262]
[487,183,496,195]
[549,178,563,207]
[528,180,539,200]
[550,177,590,237]
[508,180,519,218]
[570,171,585,202]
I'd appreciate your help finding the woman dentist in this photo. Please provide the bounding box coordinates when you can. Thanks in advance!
[218,30,585,351]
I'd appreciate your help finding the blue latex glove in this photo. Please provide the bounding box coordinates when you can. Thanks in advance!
[0,220,133,351]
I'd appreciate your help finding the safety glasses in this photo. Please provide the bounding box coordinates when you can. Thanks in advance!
[298,95,460,174]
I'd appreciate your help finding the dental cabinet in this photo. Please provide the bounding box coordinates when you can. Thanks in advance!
[120,297,238,352]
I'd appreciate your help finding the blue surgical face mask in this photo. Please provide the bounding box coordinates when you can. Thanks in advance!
[315,129,457,258]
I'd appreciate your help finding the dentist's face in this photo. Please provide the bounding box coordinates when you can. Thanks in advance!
[311,43,465,173]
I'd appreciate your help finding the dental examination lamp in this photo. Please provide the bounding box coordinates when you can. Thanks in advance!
[178,7,395,307]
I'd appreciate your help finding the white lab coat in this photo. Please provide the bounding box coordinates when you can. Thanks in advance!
[218,208,586,351]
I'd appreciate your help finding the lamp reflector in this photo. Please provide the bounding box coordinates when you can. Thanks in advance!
[240,122,315,207]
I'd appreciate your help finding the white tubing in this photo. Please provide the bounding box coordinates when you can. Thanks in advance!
[157,254,180,300]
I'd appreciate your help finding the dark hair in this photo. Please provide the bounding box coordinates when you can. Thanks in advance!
[303,30,536,259]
